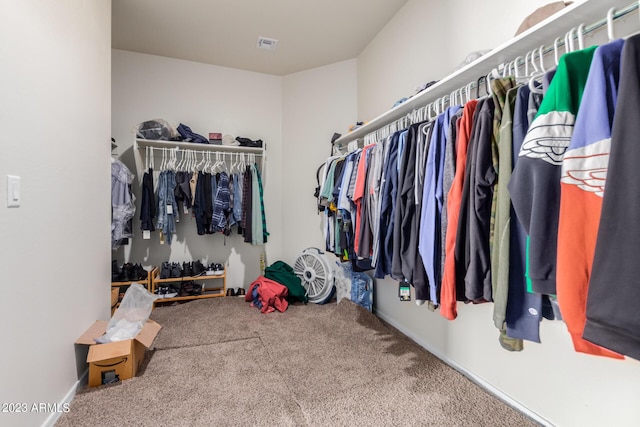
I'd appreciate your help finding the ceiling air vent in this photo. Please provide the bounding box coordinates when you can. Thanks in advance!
[257,37,278,51]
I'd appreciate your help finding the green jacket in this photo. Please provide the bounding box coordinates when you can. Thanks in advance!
[264,261,308,303]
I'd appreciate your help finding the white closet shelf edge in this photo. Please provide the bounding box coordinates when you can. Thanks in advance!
[135,138,265,155]
[334,0,631,147]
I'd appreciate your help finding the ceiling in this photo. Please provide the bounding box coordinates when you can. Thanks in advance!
[112,0,408,76]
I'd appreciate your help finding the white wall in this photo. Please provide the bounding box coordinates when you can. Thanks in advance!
[111,50,283,288]
[358,0,578,121]
[0,1,111,427]
[357,1,640,426]
[281,59,358,265]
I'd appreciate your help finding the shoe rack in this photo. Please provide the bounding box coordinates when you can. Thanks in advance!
[111,267,155,307]
[151,267,227,304]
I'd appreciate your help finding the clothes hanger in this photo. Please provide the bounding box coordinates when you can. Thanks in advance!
[485,72,494,97]
[528,46,545,95]
[475,75,485,99]
[168,149,174,171]
[607,7,616,42]
[577,23,585,50]
[564,28,575,53]
[160,148,167,171]
[188,150,194,172]
[537,45,546,73]
[554,36,563,66]
[176,149,185,171]
[196,151,206,172]
[146,147,152,171]
[215,152,224,172]
[449,90,457,108]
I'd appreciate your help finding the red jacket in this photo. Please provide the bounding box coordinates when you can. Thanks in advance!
[246,276,289,313]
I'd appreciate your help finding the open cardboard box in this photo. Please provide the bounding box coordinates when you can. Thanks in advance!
[76,319,161,387]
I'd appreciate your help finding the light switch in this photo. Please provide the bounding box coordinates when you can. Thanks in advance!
[7,175,20,207]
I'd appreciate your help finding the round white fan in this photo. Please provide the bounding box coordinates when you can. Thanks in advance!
[293,248,335,304]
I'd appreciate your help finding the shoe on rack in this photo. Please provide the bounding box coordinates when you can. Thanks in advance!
[213,263,224,275]
[205,263,216,276]
[120,262,134,282]
[192,260,205,276]
[165,285,179,298]
[182,261,194,278]
[180,281,202,297]
[170,262,182,278]
[191,283,203,296]
[112,260,121,282]
[160,261,171,279]
[226,288,236,297]
[134,263,147,281]
[154,285,168,298]
[236,288,246,297]
[155,284,179,299]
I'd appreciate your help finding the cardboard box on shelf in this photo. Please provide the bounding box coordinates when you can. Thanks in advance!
[75,320,161,387]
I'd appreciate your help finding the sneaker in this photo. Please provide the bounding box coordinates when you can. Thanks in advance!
[205,263,216,276]
[192,260,205,276]
[154,285,169,297]
[134,264,147,281]
[160,262,171,279]
[165,285,180,298]
[213,263,224,275]
[155,284,179,299]
[236,288,246,297]
[226,288,236,297]
[170,262,182,278]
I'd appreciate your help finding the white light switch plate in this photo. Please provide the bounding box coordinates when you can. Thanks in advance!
[7,175,20,207]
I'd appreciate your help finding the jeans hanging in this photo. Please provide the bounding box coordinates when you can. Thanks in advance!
[156,170,178,244]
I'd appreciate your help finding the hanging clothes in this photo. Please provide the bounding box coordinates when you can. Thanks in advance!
[509,47,596,297]
[509,45,623,359]
[583,35,640,360]
[374,133,400,279]
[140,167,156,232]
[212,171,230,233]
[156,169,178,244]
[440,100,478,319]
[419,105,462,305]
[491,83,523,352]
[556,39,625,359]
[111,159,135,249]
[504,84,544,344]
[251,164,269,245]
[174,170,192,214]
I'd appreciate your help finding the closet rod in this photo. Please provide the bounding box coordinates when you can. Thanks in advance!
[521,1,639,71]
[333,0,639,150]
[363,0,637,146]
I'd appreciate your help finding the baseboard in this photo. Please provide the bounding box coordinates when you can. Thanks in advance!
[41,369,88,427]
[374,308,552,427]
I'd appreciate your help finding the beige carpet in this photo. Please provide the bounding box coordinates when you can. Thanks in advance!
[56,297,539,426]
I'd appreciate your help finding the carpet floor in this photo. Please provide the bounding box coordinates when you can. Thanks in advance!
[56,297,539,426]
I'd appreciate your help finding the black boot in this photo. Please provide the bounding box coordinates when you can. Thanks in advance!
[182,261,194,277]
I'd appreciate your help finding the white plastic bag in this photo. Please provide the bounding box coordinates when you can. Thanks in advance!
[133,118,178,140]
[95,283,159,343]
